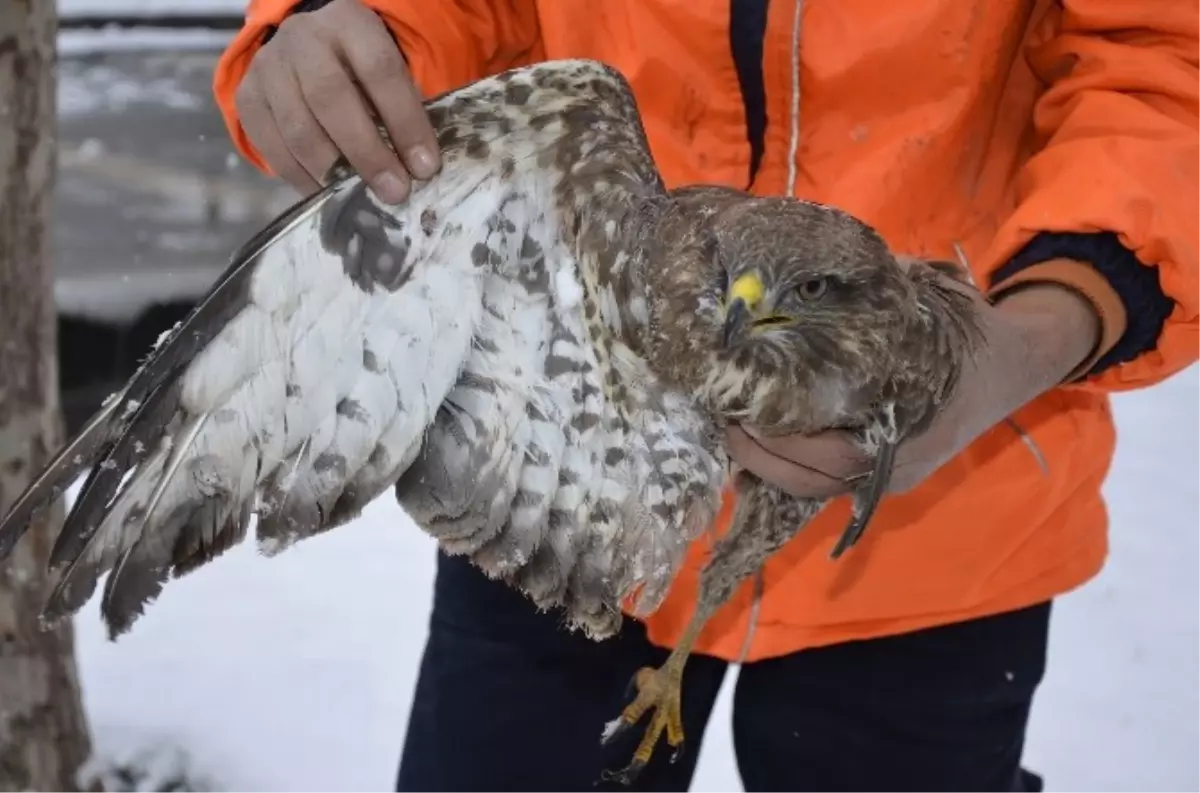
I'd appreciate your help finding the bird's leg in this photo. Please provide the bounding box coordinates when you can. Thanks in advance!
[600,595,719,784]
[602,481,817,785]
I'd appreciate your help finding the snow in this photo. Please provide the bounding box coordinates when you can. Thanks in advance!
[58,28,235,57]
[58,64,203,118]
[60,0,248,16]
[57,0,242,56]
[72,366,1198,791]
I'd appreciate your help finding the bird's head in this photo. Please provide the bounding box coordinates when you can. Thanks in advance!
[700,197,918,431]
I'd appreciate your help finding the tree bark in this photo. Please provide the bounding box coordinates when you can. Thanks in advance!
[0,0,95,790]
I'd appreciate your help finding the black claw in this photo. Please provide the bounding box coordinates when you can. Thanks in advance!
[669,740,686,765]
[830,513,868,559]
[604,759,646,786]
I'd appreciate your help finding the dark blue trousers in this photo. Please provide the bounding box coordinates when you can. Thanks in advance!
[397,551,1049,792]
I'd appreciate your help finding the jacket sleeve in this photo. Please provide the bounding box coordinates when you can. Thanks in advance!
[212,0,543,173]
[979,0,1198,393]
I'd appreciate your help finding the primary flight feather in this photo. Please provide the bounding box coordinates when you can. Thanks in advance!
[0,59,982,782]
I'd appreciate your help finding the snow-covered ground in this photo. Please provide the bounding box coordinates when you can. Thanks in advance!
[71,366,1199,792]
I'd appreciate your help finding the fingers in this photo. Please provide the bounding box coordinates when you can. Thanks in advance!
[728,422,951,498]
[725,426,862,499]
[291,43,409,200]
[333,8,440,180]
[233,0,438,203]
[263,61,340,187]
[742,425,868,474]
[236,65,316,194]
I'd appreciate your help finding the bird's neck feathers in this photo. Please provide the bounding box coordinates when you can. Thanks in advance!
[630,192,741,396]
[566,188,735,399]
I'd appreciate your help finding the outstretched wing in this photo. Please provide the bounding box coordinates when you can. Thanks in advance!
[0,59,702,638]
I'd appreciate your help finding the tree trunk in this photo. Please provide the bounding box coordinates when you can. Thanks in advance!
[0,0,95,790]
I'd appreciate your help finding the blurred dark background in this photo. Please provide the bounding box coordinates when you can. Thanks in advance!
[54,16,296,432]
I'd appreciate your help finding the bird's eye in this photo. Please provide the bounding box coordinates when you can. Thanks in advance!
[796,278,829,300]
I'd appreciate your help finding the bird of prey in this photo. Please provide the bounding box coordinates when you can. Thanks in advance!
[0,59,981,782]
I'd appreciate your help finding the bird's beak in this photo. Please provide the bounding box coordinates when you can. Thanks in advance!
[723,272,765,346]
[723,298,751,347]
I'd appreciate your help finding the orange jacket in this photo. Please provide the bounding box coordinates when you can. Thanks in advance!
[215,0,1199,662]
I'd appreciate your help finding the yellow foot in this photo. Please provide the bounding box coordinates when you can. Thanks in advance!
[599,666,685,785]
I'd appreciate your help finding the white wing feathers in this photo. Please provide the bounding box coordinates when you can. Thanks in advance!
[0,59,725,640]
[43,170,492,634]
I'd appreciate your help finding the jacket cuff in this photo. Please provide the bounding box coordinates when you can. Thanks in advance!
[987,232,1174,383]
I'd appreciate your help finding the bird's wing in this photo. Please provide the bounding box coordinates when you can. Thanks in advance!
[0,59,714,638]
[384,68,729,638]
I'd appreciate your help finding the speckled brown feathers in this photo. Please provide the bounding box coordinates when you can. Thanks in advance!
[0,60,981,658]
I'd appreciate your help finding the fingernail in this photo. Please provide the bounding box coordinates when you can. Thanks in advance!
[373,171,408,204]
[405,146,439,180]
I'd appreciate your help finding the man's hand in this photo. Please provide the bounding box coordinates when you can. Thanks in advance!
[725,280,1102,498]
[235,0,440,203]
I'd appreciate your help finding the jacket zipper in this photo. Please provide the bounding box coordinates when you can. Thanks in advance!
[735,0,806,664]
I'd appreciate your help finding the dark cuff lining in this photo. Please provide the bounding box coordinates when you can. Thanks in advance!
[991,231,1175,378]
[290,0,340,11]
[261,0,339,44]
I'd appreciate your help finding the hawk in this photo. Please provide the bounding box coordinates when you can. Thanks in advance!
[0,59,981,782]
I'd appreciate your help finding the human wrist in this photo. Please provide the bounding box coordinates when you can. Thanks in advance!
[992,282,1102,393]
[987,253,1131,383]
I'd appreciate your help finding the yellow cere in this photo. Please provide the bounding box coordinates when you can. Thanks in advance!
[728,272,765,308]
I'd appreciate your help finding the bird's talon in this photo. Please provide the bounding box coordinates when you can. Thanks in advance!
[600,665,685,784]
[602,759,647,786]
